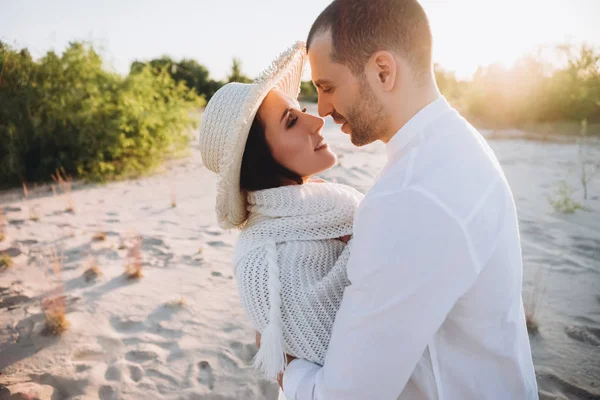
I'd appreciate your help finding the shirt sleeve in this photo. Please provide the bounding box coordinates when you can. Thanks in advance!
[282,188,479,399]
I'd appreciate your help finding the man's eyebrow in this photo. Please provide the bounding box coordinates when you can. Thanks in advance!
[313,79,333,88]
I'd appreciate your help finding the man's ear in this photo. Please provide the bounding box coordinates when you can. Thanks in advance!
[368,51,397,92]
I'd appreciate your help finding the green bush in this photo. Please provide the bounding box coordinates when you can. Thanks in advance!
[548,181,584,214]
[299,81,318,103]
[0,41,203,187]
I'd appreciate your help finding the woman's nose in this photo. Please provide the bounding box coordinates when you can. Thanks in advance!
[304,112,325,134]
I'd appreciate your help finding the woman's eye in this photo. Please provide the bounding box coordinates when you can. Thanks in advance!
[287,115,299,128]
[322,88,333,94]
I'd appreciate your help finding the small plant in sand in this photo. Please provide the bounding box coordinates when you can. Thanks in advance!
[524,267,546,335]
[83,258,102,282]
[169,180,177,208]
[118,235,127,250]
[0,207,6,241]
[577,120,599,200]
[92,231,107,242]
[167,296,187,308]
[124,236,143,280]
[42,249,69,335]
[29,205,40,222]
[548,181,583,214]
[525,313,539,335]
[51,168,75,213]
[0,253,13,270]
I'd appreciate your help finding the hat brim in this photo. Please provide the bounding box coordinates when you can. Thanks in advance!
[216,41,307,229]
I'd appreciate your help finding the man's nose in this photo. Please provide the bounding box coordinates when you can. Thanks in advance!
[317,97,333,118]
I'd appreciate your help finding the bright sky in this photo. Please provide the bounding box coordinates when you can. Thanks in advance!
[1,0,599,81]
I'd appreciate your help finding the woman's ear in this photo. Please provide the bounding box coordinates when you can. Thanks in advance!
[367,51,397,92]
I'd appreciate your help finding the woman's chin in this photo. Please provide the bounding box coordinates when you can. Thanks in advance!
[321,151,338,172]
[300,150,338,178]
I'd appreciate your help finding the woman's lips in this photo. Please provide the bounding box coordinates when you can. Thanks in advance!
[314,139,328,151]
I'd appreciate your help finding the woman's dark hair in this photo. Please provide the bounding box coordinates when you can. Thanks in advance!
[240,115,304,191]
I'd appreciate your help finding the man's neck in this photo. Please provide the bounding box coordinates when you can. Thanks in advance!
[380,80,441,144]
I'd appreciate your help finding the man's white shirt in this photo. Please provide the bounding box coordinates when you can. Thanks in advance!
[282,97,538,399]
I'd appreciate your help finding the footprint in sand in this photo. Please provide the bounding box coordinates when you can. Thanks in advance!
[207,240,230,248]
[217,351,239,371]
[565,325,600,346]
[125,349,159,364]
[75,364,93,373]
[0,294,30,310]
[230,341,258,364]
[99,384,117,400]
[110,316,146,333]
[72,348,107,362]
[16,239,38,246]
[105,364,122,381]
[146,368,180,387]
[129,364,144,382]
[197,361,215,390]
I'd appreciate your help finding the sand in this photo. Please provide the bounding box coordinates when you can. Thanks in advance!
[1,103,599,399]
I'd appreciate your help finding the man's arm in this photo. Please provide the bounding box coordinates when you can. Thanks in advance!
[283,189,479,399]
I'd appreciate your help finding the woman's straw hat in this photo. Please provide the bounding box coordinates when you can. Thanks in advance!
[198,41,307,229]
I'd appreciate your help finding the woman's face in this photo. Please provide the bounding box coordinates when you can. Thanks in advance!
[257,89,336,179]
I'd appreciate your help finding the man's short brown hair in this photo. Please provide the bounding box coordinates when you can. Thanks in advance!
[307,0,433,78]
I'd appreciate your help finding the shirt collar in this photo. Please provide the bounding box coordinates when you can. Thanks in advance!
[385,96,452,161]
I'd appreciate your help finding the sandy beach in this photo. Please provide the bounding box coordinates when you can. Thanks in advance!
[1,104,599,399]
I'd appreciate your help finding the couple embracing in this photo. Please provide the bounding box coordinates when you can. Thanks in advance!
[198,1,538,399]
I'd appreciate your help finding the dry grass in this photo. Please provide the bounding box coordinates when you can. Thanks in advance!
[92,231,107,242]
[51,168,75,213]
[0,207,6,242]
[0,253,13,270]
[124,236,143,280]
[42,249,69,335]
[22,182,29,199]
[83,259,102,282]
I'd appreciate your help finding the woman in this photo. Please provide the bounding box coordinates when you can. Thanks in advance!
[198,42,362,379]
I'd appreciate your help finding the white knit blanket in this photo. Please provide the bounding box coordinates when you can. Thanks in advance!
[233,182,363,378]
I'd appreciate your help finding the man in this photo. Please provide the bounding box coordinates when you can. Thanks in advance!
[277,0,538,399]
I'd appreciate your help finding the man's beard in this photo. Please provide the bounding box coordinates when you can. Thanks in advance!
[345,77,388,147]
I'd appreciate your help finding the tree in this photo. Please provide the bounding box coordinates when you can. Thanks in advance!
[227,58,252,83]
[130,57,223,101]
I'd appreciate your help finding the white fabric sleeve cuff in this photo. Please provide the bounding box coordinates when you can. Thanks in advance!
[283,359,321,399]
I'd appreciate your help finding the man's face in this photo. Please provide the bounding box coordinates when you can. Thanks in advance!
[308,32,387,147]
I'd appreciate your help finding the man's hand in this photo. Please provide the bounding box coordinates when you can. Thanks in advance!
[338,234,352,244]
[255,331,296,389]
